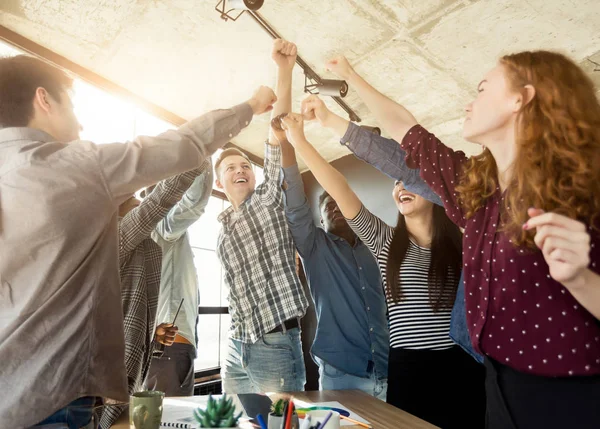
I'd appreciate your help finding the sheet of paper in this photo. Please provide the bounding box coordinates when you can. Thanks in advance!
[292,399,370,427]
[160,396,253,429]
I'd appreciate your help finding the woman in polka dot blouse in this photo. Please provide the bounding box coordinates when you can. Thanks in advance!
[325,52,600,428]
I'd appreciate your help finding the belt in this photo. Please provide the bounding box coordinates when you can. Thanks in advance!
[267,318,299,334]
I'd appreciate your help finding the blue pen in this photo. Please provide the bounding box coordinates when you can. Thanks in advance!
[256,413,268,429]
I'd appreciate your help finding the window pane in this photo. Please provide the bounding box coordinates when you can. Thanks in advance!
[194,314,220,371]
[192,248,222,307]
[219,313,231,367]
[188,197,223,250]
[194,314,231,371]
[254,165,265,185]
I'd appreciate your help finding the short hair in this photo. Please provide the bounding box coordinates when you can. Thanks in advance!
[0,55,73,127]
[214,148,252,176]
[318,190,331,210]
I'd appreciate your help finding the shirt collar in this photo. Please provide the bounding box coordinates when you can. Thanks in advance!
[0,127,56,145]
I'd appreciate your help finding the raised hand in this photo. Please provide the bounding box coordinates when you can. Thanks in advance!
[272,39,297,71]
[325,55,355,81]
[248,86,277,115]
[524,209,592,287]
[281,112,307,146]
[155,323,179,346]
[301,95,332,126]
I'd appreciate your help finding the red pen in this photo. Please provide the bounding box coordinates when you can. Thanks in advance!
[284,398,295,429]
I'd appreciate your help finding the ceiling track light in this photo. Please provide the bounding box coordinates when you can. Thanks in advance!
[305,78,348,98]
[215,0,264,22]
[215,5,362,122]
[359,125,381,136]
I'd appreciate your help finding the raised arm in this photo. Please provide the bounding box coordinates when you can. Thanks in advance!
[282,162,319,258]
[281,113,362,220]
[326,56,418,145]
[119,168,203,259]
[268,39,297,168]
[154,158,214,242]
[302,95,442,206]
[96,86,277,206]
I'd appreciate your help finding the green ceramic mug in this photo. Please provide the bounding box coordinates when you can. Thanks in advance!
[129,391,165,429]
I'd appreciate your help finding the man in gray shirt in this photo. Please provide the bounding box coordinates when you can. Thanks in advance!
[0,54,276,428]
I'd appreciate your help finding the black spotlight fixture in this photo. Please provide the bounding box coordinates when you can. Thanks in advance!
[304,76,349,99]
[215,0,264,21]
[360,125,381,135]
[318,79,348,98]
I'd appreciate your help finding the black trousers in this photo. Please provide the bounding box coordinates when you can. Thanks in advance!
[484,357,600,429]
[146,342,196,396]
[387,346,486,428]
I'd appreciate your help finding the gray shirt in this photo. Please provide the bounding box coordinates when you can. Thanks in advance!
[0,103,252,428]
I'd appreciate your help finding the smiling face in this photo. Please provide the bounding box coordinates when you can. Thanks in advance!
[215,154,257,205]
[392,181,433,217]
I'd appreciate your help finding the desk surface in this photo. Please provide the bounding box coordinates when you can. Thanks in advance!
[112,390,438,429]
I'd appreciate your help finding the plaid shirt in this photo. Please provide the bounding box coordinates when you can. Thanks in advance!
[99,165,205,429]
[217,144,308,343]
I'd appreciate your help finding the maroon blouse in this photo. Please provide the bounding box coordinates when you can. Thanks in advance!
[401,124,600,377]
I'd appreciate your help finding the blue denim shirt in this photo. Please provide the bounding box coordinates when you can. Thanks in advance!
[341,123,483,363]
[283,164,390,379]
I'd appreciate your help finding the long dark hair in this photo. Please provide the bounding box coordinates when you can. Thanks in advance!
[385,204,462,312]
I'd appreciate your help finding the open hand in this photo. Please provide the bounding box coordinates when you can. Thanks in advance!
[524,209,591,287]
[155,323,179,346]
[272,39,297,70]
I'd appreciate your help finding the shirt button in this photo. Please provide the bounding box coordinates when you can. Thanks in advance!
[371,349,375,353]
[367,307,371,311]
[362,287,365,290]
[245,121,249,126]
[229,133,233,138]
[370,328,374,332]
[359,267,363,270]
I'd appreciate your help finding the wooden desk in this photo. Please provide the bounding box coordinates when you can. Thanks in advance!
[112,390,438,429]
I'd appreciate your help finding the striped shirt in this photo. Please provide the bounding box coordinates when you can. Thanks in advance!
[217,143,309,343]
[348,205,455,350]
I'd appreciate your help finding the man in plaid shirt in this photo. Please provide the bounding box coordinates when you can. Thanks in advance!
[216,39,309,393]
[99,163,208,428]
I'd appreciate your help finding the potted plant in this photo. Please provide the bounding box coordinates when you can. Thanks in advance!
[268,399,299,429]
[193,394,242,428]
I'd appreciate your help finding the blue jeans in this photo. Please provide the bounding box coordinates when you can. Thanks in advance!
[222,327,306,393]
[34,396,96,429]
[316,358,387,401]
[449,276,484,364]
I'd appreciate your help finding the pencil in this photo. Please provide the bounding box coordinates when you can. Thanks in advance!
[340,415,372,428]
[171,298,184,326]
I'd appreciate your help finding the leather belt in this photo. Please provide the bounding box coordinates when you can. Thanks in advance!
[267,318,299,334]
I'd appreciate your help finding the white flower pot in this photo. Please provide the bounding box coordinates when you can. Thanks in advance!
[268,412,299,429]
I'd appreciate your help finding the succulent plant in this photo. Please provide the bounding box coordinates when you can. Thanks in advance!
[193,394,242,428]
[269,398,289,417]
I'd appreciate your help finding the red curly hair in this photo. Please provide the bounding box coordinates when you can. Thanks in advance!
[456,51,600,246]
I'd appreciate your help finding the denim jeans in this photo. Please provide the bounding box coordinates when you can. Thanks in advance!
[449,275,484,364]
[316,357,387,401]
[34,396,96,429]
[222,327,306,393]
